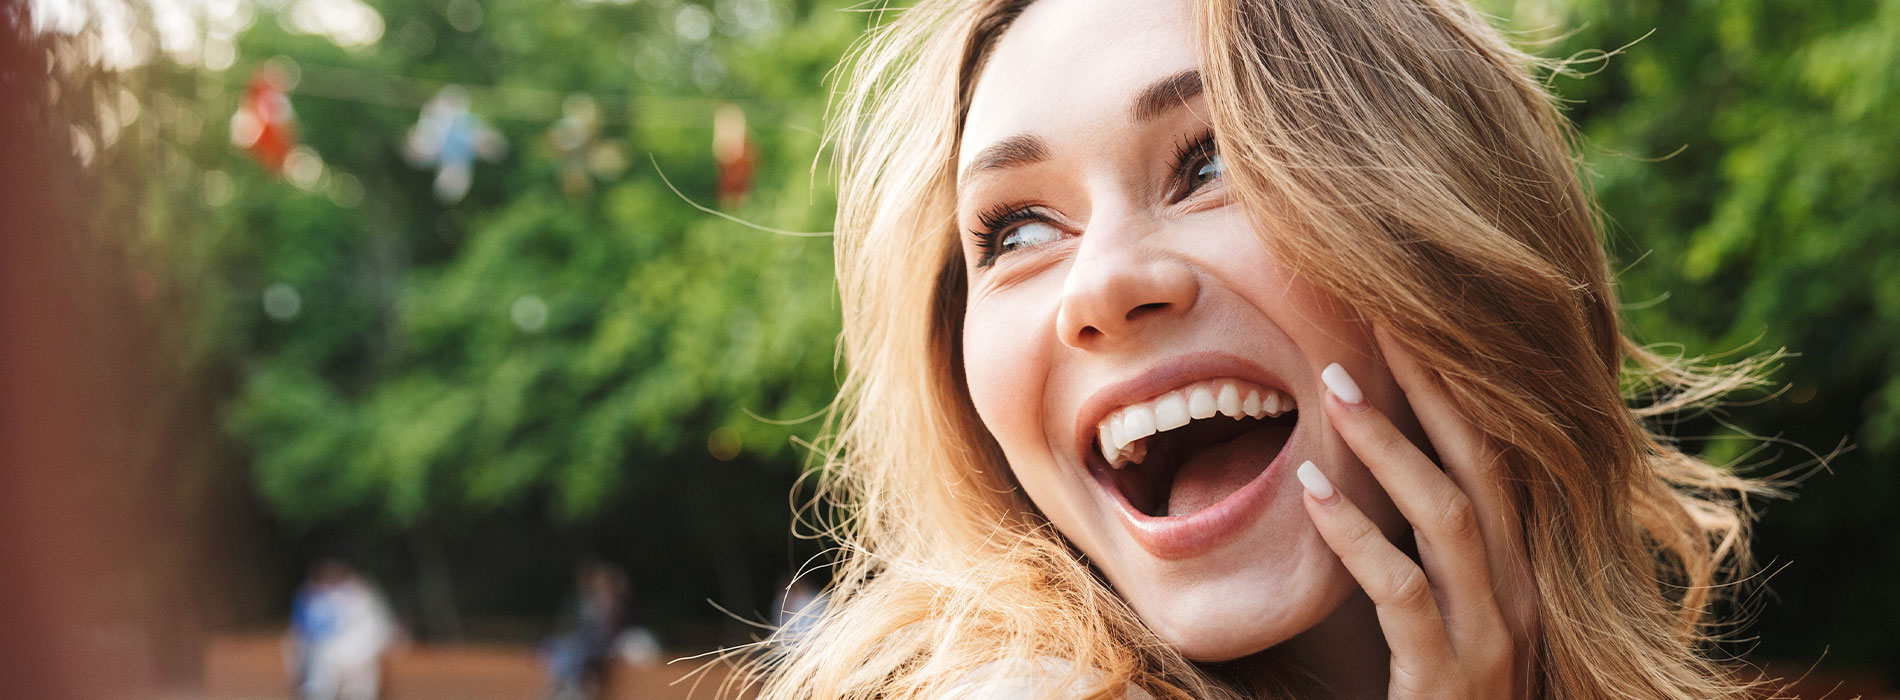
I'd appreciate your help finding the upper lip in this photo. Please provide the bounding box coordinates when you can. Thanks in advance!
[1071,351,1294,471]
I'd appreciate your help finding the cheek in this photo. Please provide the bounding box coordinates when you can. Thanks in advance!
[1184,211,1357,323]
[960,295,1059,461]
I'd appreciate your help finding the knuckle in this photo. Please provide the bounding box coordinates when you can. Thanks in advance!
[1386,565,1434,611]
[1388,662,1434,696]
[1342,515,1384,552]
[1437,493,1480,541]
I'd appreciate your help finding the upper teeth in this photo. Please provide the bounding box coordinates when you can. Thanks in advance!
[1097,380,1294,469]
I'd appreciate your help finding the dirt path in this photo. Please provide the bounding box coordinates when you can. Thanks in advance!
[203,634,1892,699]
[204,634,748,700]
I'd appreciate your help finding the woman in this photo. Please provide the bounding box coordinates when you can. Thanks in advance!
[737,0,1780,697]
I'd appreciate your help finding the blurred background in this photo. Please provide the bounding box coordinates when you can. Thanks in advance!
[0,0,1893,698]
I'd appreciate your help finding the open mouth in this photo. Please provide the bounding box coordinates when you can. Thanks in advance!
[1090,380,1297,518]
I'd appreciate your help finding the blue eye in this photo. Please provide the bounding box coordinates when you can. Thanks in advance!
[1172,130,1224,199]
[1191,152,1225,192]
[971,205,1064,267]
[1001,220,1061,252]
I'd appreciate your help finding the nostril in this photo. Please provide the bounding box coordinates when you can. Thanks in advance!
[1126,302,1170,322]
[1077,326,1104,343]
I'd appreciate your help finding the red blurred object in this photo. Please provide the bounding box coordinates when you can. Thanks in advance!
[713,103,756,206]
[231,68,297,173]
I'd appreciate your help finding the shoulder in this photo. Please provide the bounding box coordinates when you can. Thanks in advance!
[945,657,1156,700]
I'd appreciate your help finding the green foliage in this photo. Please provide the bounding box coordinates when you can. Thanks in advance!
[174,0,858,534]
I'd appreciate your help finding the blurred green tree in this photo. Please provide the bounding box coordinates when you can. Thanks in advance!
[113,0,861,638]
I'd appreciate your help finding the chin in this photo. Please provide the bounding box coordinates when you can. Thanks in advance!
[1120,556,1354,662]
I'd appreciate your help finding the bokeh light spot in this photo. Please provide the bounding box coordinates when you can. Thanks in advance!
[511,295,549,333]
[284,147,325,190]
[708,427,741,461]
[328,172,365,209]
[445,0,484,32]
[675,4,711,43]
[263,283,302,321]
[202,170,234,207]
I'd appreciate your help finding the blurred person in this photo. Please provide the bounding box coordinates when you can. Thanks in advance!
[284,561,344,695]
[614,625,662,669]
[289,561,397,700]
[544,559,629,700]
[773,576,825,647]
[730,0,1797,697]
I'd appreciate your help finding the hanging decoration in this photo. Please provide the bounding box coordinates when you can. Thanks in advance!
[544,94,628,197]
[402,86,507,204]
[212,62,803,207]
[713,102,758,207]
[230,67,298,174]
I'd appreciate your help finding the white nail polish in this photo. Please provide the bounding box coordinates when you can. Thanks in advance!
[1296,460,1335,501]
[1321,363,1364,405]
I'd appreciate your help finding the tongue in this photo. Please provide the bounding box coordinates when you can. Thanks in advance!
[1166,424,1294,517]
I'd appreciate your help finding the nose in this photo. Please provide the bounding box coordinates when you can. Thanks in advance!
[1055,220,1199,349]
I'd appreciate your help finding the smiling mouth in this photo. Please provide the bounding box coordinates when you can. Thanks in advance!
[1090,380,1298,518]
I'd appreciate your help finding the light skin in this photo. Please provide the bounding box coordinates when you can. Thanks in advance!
[953,0,1535,696]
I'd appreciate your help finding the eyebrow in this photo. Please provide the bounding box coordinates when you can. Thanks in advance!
[959,69,1204,184]
[1130,69,1203,123]
[960,133,1051,184]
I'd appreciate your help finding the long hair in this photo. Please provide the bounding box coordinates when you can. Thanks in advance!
[727,1,1781,698]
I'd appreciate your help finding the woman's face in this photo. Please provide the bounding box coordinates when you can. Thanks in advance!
[957,0,1413,661]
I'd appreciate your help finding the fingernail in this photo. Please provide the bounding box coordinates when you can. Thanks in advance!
[1296,460,1336,503]
[1321,363,1367,412]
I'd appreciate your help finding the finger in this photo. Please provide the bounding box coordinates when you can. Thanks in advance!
[1373,328,1537,666]
[1320,362,1504,639]
[1296,460,1458,687]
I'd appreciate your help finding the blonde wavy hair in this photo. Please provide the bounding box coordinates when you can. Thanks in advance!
[726,1,1783,697]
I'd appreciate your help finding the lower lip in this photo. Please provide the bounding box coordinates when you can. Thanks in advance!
[1092,424,1300,560]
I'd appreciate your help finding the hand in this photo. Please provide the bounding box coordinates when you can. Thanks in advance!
[1296,328,1539,699]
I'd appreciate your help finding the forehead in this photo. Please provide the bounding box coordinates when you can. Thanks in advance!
[958,0,1197,168]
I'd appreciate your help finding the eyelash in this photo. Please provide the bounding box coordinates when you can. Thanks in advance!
[969,203,1046,268]
[1170,130,1219,191]
[969,129,1222,268]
